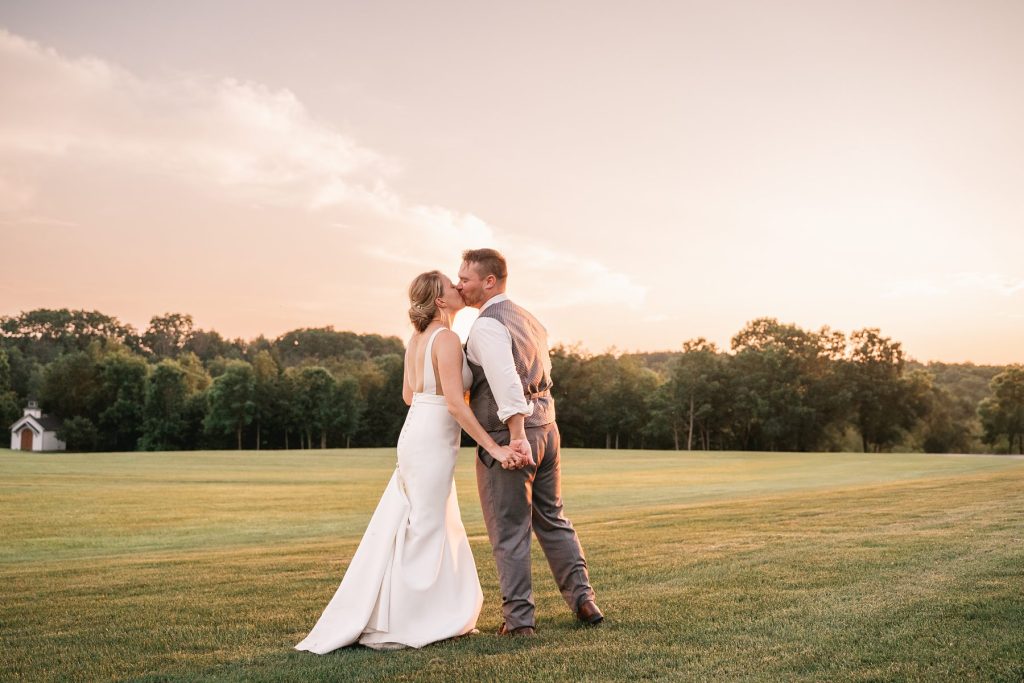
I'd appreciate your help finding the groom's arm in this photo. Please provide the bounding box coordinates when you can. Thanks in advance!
[466,317,534,430]
[505,414,535,467]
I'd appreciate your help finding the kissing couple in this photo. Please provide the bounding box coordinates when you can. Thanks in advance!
[295,248,603,652]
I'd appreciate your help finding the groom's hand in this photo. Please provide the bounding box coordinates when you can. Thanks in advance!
[509,438,535,468]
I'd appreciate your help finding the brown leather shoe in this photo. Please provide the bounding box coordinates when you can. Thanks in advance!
[497,622,536,636]
[575,599,604,625]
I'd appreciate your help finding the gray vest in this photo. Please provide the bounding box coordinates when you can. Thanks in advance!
[468,299,556,433]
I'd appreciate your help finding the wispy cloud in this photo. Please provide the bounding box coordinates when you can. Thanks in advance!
[950,272,1024,296]
[0,213,78,228]
[883,272,1024,299]
[0,175,34,211]
[0,28,389,211]
[881,278,948,299]
[0,27,645,310]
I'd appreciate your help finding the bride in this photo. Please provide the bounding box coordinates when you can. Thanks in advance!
[295,270,528,653]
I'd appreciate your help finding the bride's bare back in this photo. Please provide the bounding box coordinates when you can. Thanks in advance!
[406,325,444,396]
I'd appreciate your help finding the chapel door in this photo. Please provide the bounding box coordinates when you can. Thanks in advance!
[20,429,34,450]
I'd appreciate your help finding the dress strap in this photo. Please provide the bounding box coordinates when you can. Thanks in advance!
[421,327,445,395]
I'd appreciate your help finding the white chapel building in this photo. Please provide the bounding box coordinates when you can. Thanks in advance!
[9,400,66,452]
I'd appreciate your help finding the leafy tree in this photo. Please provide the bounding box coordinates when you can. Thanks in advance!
[554,344,704,450]
[549,345,597,448]
[0,346,11,390]
[244,334,275,359]
[728,319,849,452]
[909,361,1003,409]
[352,354,406,447]
[620,350,680,378]
[911,372,974,454]
[182,392,212,451]
[586,353,622,449]
[40,349,101,422]
[360,334,405,358]
[57,416,99,452]
[0,309,142,363]
[183,329,243,363]
[332,376,365,448]
[277,370,304,449]
[548,348,657,449]
[205,360,256,450]
[94,350,148,451]
[176,352,212,393]
[609,355,658,449]
[274,328,403,367]
[143,313,194,359]
[978,366,1024,454]
[7,305,1012,455]
[139,360,192,451]
[644,381,681,450]
[0,390,19,432]
[33,342,152,451]
[844,329,925,452]
[0,345,43,399]
[664,339,723,450]
[276,328,368,365]
[292,367,338,449]
[251,350,280,450]
[0,348,21,429]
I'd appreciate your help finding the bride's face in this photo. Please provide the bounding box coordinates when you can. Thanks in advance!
[438,275,465,316]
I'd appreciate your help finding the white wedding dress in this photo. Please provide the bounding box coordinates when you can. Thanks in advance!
[295,327,483,653]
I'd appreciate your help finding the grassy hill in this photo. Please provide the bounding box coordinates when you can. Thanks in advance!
[1,448,1022,681]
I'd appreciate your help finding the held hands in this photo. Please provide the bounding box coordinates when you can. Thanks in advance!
[504,438,535,470]
[487,439,535,470]
[491,445,520,470]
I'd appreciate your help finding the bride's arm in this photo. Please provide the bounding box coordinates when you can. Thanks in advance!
[434,330,516,464]
[401,334,415,406]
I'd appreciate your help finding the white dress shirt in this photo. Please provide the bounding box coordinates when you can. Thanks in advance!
[466,293,536,424]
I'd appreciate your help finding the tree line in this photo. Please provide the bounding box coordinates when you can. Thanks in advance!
[553,320,1023,454]
[1,309,1021,454]
[1,310,405,452]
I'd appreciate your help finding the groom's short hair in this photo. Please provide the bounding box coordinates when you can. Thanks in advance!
[462,248,508,281]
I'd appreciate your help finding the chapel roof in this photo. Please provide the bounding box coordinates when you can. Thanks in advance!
[10,414,65,432]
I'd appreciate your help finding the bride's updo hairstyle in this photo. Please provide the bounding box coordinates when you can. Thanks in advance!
[408,270,445,332]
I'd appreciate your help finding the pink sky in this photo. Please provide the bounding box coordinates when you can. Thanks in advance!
[1,2,1022,363]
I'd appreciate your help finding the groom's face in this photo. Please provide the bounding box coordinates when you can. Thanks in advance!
[456,261,486,309]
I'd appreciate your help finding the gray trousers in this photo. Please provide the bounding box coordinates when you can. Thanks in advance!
[476,421,595,629]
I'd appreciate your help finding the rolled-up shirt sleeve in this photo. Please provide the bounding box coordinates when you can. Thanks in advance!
[467,316,535,424]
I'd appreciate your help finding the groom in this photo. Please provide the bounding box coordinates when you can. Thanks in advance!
[457,248,603,636]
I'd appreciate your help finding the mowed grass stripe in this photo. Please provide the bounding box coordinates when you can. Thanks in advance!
[1,450,1021,681]
[2,449,1019,563]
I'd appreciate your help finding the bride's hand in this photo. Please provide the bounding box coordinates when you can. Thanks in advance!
[489,445,519,469]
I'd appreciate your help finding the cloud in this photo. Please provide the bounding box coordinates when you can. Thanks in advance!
[881,278,948,299]
[0,213,78,228]
[0,27,645,311]
[510,244,647,310]
[950,272,1024,296]
[0,28,388,210]
[882,272,1024,299]
[0,175,34,212]
[358,203,647,310]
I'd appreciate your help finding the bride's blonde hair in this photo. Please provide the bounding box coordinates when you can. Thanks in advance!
[408,270,445,332]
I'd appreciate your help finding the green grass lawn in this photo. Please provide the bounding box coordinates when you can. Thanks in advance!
[1,448,1022,682]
